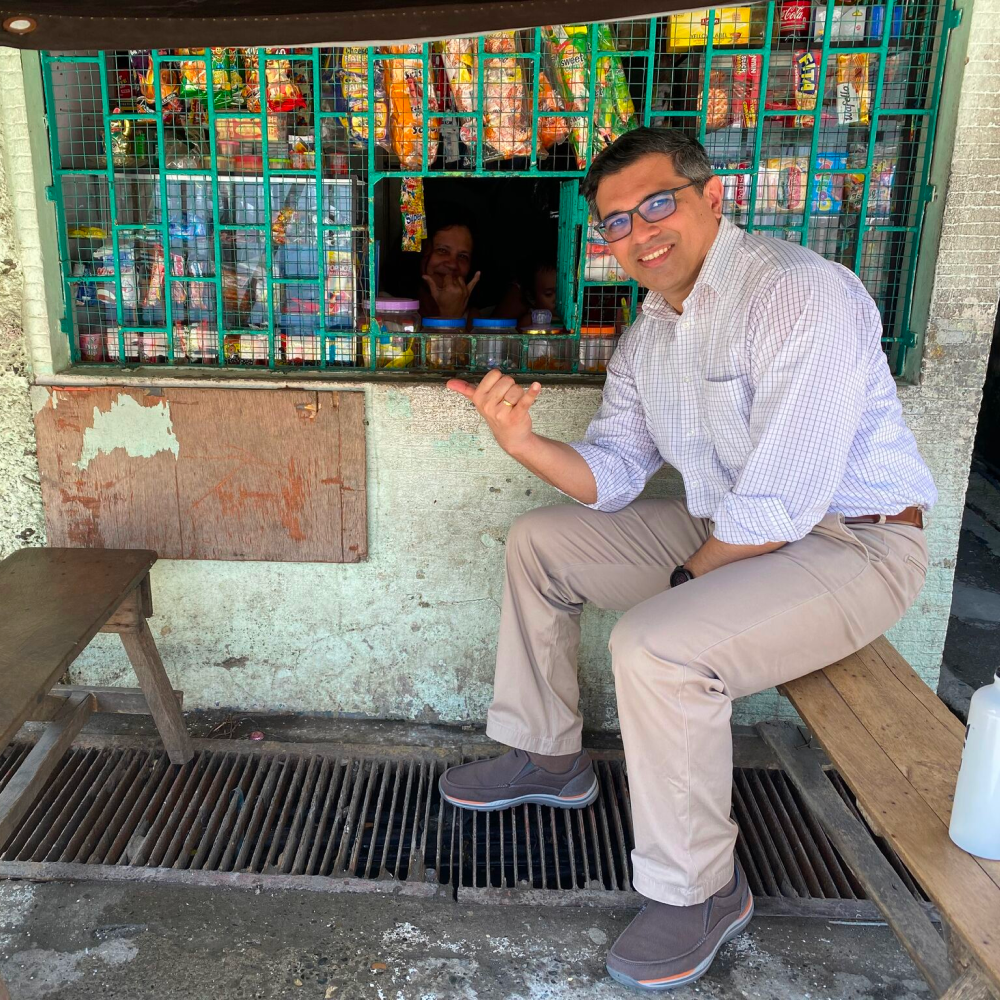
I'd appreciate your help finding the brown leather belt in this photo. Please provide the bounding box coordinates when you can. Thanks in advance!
[844,506,924,529]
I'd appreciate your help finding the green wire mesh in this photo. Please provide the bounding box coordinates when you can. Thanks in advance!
[41,0,954,378]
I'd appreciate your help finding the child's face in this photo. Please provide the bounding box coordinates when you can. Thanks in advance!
[534,267,557,312]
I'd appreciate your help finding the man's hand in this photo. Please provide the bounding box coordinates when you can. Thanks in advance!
[447,370,541,456]
[684,535,786,578]
[423,271,481,318]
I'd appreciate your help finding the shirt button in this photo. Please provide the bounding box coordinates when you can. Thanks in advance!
[683,376,691,383]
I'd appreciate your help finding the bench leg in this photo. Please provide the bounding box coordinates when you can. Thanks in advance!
[0,692,94,847]
[119,619,193,765]
[940,969,997,1000]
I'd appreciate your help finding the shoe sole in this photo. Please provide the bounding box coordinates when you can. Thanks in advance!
[438,775,600,812]
[606,894,754,992]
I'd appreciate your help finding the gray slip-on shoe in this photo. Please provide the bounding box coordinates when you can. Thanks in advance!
[606,861,754,991]
[439,748,598,811]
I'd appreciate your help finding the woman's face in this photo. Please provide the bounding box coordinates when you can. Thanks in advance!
[423,225,474,283]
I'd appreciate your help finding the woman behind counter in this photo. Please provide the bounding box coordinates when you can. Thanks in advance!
[418,216,481,320]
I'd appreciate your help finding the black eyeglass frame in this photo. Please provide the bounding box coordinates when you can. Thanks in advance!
[595,182,696,243]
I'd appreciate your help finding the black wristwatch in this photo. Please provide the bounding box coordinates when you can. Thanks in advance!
[670,565,695,588]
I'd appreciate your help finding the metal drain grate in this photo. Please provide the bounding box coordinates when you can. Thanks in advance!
[0,743,925,916]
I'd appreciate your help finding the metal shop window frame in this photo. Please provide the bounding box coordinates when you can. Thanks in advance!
[39,1,958,382]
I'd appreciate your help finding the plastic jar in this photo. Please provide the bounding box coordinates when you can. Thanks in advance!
[523,326,571,373]
[579,325,618,374]
[361,297,420,369]
[423,317,470,371]
[472,317,520,372]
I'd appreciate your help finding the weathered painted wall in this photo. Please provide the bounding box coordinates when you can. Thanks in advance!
[1,27,998,729]
[0,48,45,559]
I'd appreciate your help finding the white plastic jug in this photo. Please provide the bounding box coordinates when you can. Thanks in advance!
[949,670,1000,860]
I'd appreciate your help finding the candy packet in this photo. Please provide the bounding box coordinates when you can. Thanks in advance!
[129,50,183,120]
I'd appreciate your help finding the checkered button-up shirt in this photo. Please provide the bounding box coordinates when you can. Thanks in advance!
[569,216,937,546]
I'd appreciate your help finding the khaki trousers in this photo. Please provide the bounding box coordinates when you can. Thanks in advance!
[486,498,928,906]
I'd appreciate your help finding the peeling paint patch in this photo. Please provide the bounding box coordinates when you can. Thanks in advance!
[77,394,179,471]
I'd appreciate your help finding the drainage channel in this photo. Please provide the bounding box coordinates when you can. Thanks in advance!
[0,742,928,920]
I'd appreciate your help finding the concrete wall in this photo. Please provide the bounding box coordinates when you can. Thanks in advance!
[1,25,998,729]
[0,48,45,559]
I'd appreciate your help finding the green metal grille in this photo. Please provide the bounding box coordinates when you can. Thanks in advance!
[40,1,955,378]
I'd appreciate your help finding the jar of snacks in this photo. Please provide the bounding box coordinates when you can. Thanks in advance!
[361,298,420,369]
[579,325,618,374]
[423,317,470,371]
[472,317,520,372]
[523,326,571,373]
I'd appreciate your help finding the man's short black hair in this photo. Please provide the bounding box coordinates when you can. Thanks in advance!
[582,127,715,217]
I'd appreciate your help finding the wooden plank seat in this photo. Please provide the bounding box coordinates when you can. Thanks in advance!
[758,636,1000,1000]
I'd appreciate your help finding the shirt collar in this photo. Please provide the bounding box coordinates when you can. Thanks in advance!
[640,215,744,320]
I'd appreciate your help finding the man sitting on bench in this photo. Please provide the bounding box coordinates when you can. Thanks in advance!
[439,127,936,992]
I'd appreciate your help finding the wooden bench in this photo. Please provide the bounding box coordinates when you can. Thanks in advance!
[758,636,1000,1000]
[0,547,194,997]
[0,546,193,839]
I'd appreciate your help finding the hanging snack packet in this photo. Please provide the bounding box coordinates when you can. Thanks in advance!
[541,25,590,167]
[536,69,570,153]
[698,69,730,132]
[264,50,307,113]
[479,33,532,160]
[179,48,237,108]
[836,54,871,125]
[240,48,262,112]
[400,177,427,252]
[384,45,441,170]
[438,37,476,117]
[592,23,637,155]
[793,49,821,128]
[731,56,762,129]
[339,47,389,147]
[129,50,183,119]
[542,24,636,168]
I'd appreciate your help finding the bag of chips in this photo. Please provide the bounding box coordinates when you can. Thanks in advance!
[536,69,570,153]
[480,33,532,160]
[339,47,389,147]
[542,24,636,168]
[383,45,441,170]
[239,48,306,113]
[129,50,182,120]
[179,48,237,109]
[400,176,427,251]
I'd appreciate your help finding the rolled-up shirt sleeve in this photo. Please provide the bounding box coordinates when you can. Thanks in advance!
[712,267,867,545]
[567,338,664,512]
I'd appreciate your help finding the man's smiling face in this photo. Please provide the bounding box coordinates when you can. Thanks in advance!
[594,153,724,310]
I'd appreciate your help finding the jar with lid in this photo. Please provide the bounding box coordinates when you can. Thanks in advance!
[472,317,521,372]
[360,297,420,369]
[579,325,618,374]
[523,326,571,373]
[423,317,470,371]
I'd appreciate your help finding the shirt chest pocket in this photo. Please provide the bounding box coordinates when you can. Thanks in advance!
[700,376,754,474]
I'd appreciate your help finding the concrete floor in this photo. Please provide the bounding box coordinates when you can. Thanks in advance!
[938,460,1000,719]
[0,880,933,1000]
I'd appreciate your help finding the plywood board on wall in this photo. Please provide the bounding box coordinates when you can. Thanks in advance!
[33,387,367,563]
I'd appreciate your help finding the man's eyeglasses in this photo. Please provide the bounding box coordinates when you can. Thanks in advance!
[595,182,695,243]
